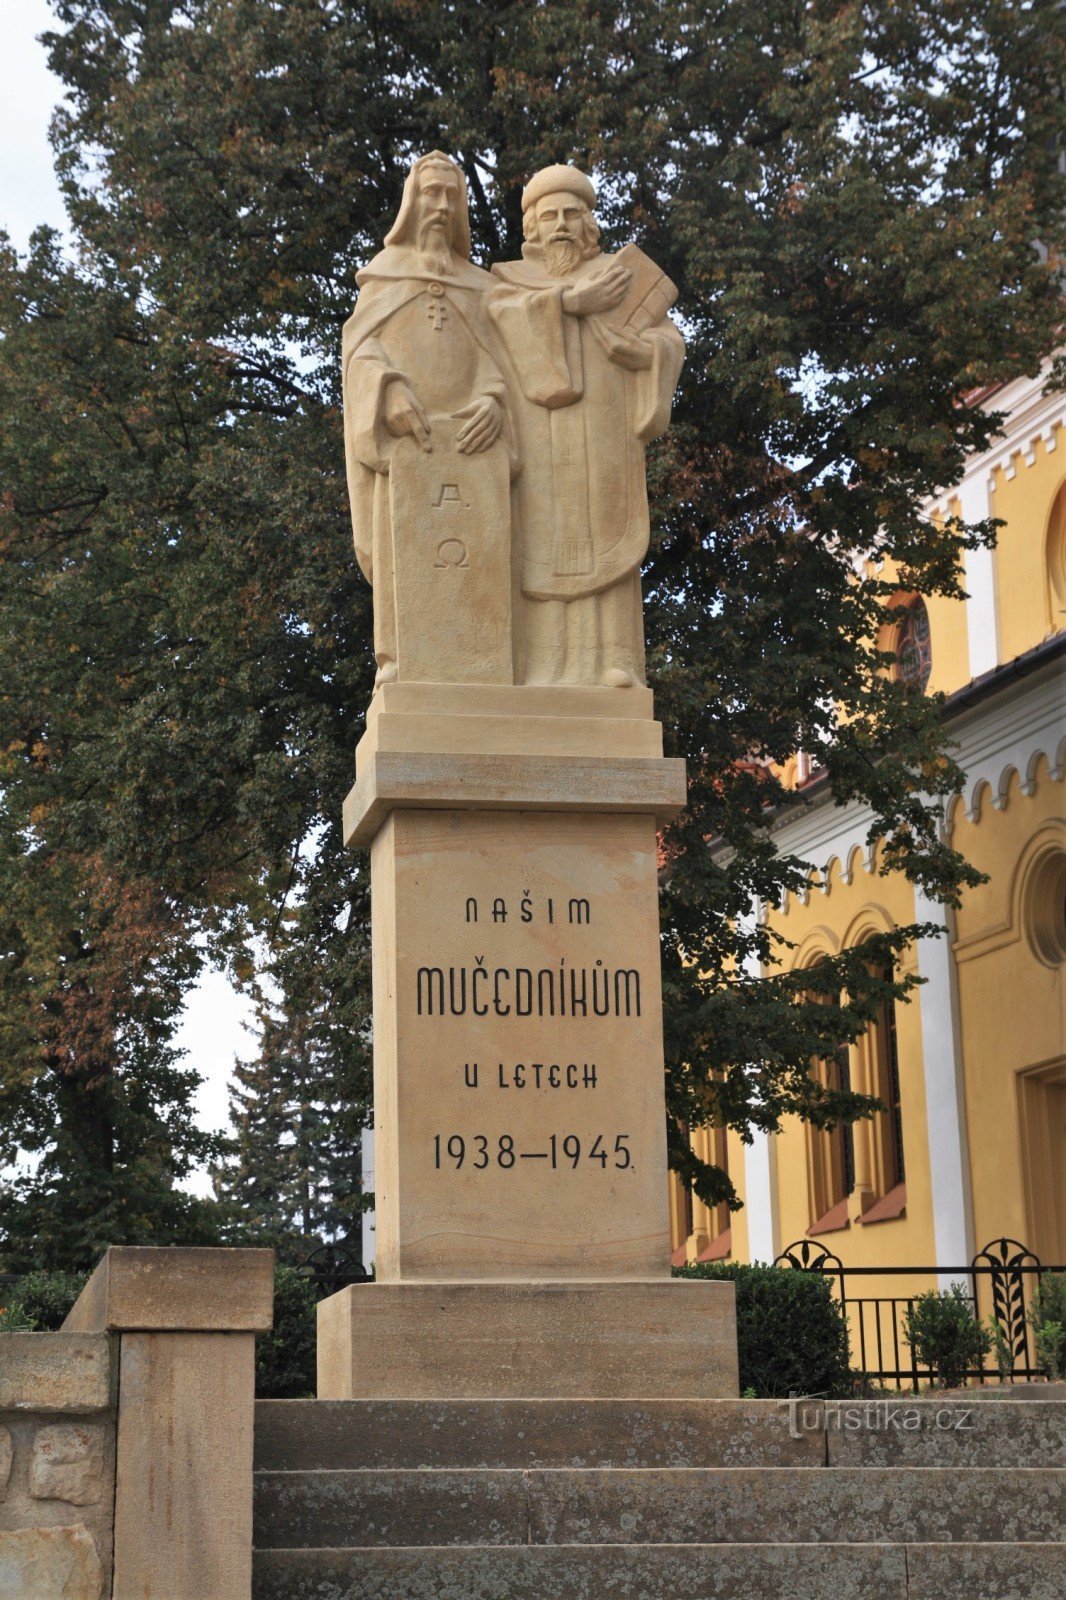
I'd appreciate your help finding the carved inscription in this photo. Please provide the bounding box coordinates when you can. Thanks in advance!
[433,482,469,509]
[416,960,641,1018]
[462,1062,599,1090]
[423,888,649,1183]
[434,1132,632,1170]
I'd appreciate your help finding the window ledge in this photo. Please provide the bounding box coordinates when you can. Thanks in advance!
[807,1198,851,1236]
[856,1182,907,1226]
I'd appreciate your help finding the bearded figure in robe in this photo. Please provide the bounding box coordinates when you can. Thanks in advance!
[343,152,510,686]
[489,165,685,688]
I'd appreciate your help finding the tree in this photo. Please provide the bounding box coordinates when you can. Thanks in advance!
[214,971,368,1262]
[0,0,1061,1251]
[0,821,223,1270]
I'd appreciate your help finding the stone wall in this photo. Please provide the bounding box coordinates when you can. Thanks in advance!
[0,1332,116,1600]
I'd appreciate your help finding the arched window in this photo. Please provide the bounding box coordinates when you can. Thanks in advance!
[805,976,855,1234]
[808,1045,855,1231]
[895,597,932,691]
[869,964,906,1194]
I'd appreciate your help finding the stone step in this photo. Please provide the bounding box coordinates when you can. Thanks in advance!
[251,1540,1064,1600]
[253,1396,1065,1471]
[254,1398,822,1470]
[252,1465,1065,1549]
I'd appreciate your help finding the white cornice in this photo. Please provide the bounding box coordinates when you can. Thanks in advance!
[943,657,1064,830]
[930,357,1064,516]
[770,657,1063,910]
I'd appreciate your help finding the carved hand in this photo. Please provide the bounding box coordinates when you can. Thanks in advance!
[454,396,504,454]
[384,381,432,450]
[561,263,631,317]
[600,326,654,371]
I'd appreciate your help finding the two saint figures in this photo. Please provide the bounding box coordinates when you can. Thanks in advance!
[342,153,685,691]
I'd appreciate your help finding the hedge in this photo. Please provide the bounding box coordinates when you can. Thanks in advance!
[673,1260,852,1398]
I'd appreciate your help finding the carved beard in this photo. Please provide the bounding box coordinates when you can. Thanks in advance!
[543,237,584,279]
[418,221,454,277]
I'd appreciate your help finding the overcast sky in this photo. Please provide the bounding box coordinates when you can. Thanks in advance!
[1,1,256,1195]
[2,0,66,251]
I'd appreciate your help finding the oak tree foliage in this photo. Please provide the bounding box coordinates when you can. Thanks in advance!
[0,0,1061,1261]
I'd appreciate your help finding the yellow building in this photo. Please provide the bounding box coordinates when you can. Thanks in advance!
[673,363,1065,1326]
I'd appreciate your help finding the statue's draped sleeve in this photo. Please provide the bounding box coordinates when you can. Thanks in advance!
[487,285,584,409]
[631,318,686,443]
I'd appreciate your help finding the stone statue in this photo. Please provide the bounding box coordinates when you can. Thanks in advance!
[342,152,514,686]
[489,164,685,687]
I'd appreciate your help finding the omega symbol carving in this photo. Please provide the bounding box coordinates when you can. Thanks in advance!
[435,539,469,568]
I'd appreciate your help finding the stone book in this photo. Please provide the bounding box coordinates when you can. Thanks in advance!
[602,241,679,335]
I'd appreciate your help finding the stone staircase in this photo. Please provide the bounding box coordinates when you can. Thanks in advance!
[252,1396,1064,1599]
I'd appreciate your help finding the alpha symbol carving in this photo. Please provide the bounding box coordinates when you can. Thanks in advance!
[435,538,469,568]
[433,483,471,509]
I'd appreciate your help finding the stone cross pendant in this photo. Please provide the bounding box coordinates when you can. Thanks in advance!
[426,284,448,331]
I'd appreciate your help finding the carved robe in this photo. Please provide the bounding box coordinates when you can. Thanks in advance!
[489,252,684,601]
[342,246,511,676]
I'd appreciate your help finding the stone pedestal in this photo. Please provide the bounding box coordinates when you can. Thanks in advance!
[64,1247,274,1600]
[323,685,738,1399]
[318,1280,738,1399]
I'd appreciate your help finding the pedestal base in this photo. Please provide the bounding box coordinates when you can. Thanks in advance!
[317,1280,739,1400]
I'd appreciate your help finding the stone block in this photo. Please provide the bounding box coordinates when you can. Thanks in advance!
[254,1397,821,1472]
[0,1334,113,1414]
[345,750,687,845]
[904,1542,1065,1600]
[366,681,657,724]
[0,1523,103,1600]
[0,1431,10,1500]
[252,1543,910,1600]
[357,681,664,767]
[365,808,677,1281]
[31,1424,105,1506]
[254,1466,529,1551]
[256,1462,1064,1551]
[317,1280,739,1400]
[63,1245,274,1334]
[112,1330,256,1600]
[523,1465,1064,1546]
[824,1396,1066,1467]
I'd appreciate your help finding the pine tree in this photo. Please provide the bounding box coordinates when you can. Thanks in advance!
[0,0,1061,1249]
[215,983,366,1261]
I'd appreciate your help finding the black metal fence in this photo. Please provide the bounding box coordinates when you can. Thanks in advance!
[774,1235,1064,1389]
[294,1241,371,1299]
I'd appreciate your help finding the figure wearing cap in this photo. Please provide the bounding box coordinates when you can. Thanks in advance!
[342,152,512,685]
[489,164,685,687]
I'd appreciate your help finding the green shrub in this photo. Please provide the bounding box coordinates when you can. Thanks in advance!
[985,1313,1014,1381]
[255,1266,318,1398]
[673,1261,851,1398]
[2,1272,88,1332]
[903,1285,991,1388]
[1028,1272,1066,1380]
[0,1302,35,1331]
